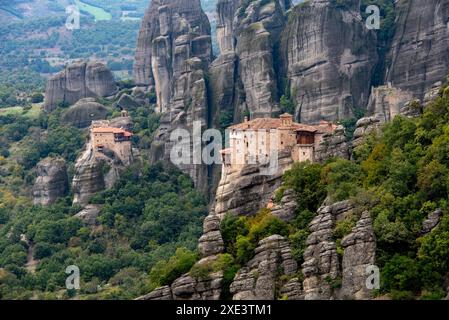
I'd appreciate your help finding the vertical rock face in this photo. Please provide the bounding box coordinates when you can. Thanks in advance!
[214,150,294,219]
[198,214,225,257]
[33,157,69,206]
[216,0,240,53]
[315,125,350,163]
[44,62,117,112]
[302,200,354,300]
[365,85,414,122]
[386,0,449,101]
[340,211,376,300]
[235,0,290,118]
[135,0,213,193]
[230,235,299,300]
[281,0,378,123]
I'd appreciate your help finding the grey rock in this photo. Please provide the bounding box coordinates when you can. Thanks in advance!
[60,98,109,128]
[315,125,350,162]
[74,205,101,226]
[281,0,378,123]
[421,209,443,235]
[116,94,141,111]
[386,0,449,101]
[302,201,354,300]
[214,150,293,219]
[198,214,225,258]
[340,211,376,300]
[136,286,173,300]
[33,157,69,206]
[230,235,298,300]
[135,0,213,194]
[44,61,117,112]
[271,188,297,222]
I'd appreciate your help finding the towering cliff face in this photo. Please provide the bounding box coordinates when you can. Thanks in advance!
[33,157,69,206]
[234,0,290,119]
[230,235,299,300]
[281,0,378,124]
[44,62,117,112]
[386,0,449,100]
[134,0,213,193]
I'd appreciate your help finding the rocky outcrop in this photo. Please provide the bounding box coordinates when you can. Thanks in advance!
[135,0,213,193]
[366,85,414,123]
[33,157,69,206]
[340,211,376,300]
[270,188,297,222]
[216,0,240,54]
[44,62,117,112]
[72,143,108,206]
[60,98,109,128]
[421,209,443,235]
[115,94,141,111]
[352,117,382,148]
[385,0,449,101]
[74,205,101,226]
[72,116,133,206]
[234,0,289,118]
[198,214,225,257]
[214,150,294,219]
[281,0,378,123]
[230,235,299,300]
[302,200,354,300]
[315,125,350,162]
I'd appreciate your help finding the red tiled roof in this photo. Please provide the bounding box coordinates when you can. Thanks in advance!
[92,127,133,136]
[228,117,333,133]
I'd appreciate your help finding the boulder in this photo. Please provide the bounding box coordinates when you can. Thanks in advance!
[60,98,109,128]
[33,157,69,206]
[44,61,117,112]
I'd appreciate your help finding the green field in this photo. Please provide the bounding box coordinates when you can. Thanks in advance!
[74,0,112,21]
[0,104,42,118]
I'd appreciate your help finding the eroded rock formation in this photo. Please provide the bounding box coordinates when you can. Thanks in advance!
[33,157,69,206]
[214,150,294,219]
[60,98,109,128]
[340,211,376,300]
[386,0,449,101]
[44,62,117,112]
[230,235,299,300]
[281,0,378,123]
[134,0,213,193]
[302,200,354,300]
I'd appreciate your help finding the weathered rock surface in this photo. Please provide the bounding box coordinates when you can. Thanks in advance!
[315,125,350,162]
[421,209,443,235]
[44,61,117,112]
[386,0,449,101]
[198,214,225,257]
[366,85,414,123]
[235,0,289,118]
[340,211,376,300]
[230,235,298,300]
[72,115,133,206]
[214,150,294,219]
[352,117,382,148]
[216,0,240,54]
[270,188,297,222]
[60,98,109,128]
[116,94,141,111]
[135,0,213,193]
[74,205,101,226]
[33,157,69,206]
[302,200,354,300]
[281,0,377,123]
